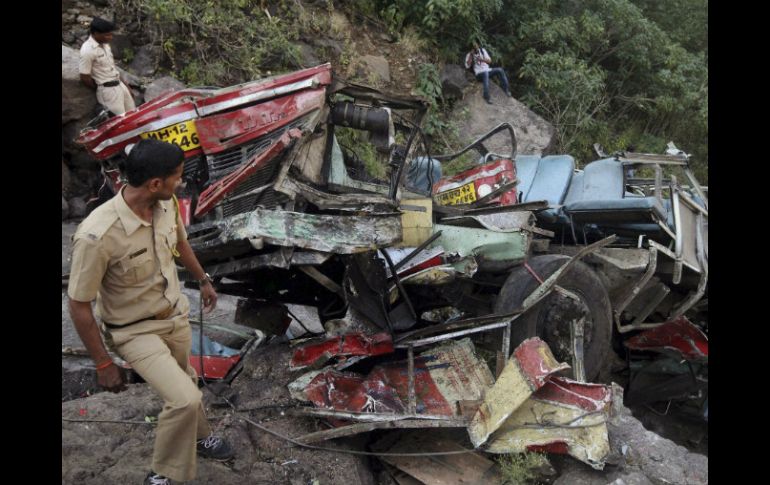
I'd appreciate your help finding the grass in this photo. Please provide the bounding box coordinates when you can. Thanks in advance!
[497,452,550,485]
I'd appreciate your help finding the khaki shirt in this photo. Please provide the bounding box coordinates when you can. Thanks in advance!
[79,35,120,86]
[67,188,189,325]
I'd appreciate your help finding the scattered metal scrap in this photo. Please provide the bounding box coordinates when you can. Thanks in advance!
[623,316,708,415]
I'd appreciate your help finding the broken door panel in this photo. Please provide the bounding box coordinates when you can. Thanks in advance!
[468,337,570,447]
[485,377,612,470]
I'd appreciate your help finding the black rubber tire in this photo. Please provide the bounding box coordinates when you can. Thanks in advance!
[493,254,612,381]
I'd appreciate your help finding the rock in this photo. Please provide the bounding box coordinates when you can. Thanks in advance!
[62,160,72,191]
[68,197,88,219]
[62,196,70,221]
[296,42,320,68]
[310,38,344,58]
[128,45,158,77]
[76,14,91,24]
[62,44,98,124]
[68,150,100,170]
[607,472,654,485]
[329,11,351,38]
[553,469,607,485]
[110,34,133,63]
[144,76,186,102]
[66,168,102,199]
[62,31,76,44]
[440,64,469,101]
[62,119,93,152]
[607,407,708,485]
[450,83,556,156]
[360,55,390,83]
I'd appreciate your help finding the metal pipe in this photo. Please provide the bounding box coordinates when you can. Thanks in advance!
[289,408,458,422]
[570,317,585,382]
[408,345,416,414]
[497,322,511,378]
[614,247,658,334]
[381,249,417,323]
[396,320,513,348]
[392,230,443,272]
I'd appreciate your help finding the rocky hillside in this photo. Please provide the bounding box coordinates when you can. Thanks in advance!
[61,0,556,221]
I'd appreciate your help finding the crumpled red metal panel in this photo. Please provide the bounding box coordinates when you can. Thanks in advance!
[533,377,613,412]
[624,316,708,361]
[188,355,241,380]
[514,337,572,390]
[302,357,454,416]
[290,332,395,370]
[194,89,326,155]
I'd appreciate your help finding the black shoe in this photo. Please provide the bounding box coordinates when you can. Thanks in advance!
[485,98,493,105]
[505,90,512,97]
[196,434,235,461]
[144,471,170,485]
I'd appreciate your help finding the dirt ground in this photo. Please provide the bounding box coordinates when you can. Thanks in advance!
[62,221,707,484]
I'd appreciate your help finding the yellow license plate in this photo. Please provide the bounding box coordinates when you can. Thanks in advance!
[436,182,477,205]
[140,120,201,151]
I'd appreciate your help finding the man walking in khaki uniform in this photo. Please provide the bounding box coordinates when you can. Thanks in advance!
[68,139,234,485]
[79,17,136,116]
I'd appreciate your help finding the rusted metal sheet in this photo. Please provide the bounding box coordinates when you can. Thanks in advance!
[485,377,612,470]
[289,332,394,371]
[189,207,402,254]
[277,175,398,209]
[294,419,468,444]
[468,338,570,447]
[288,338,494,419]
[624,316,708,361]
[372,431,503,485]
[179,250,330,279]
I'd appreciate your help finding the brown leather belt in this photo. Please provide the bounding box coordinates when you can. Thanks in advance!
[103,305,176,329]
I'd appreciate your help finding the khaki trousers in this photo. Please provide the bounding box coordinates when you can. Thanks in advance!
[105,304,211,482]
[96,82,136,115]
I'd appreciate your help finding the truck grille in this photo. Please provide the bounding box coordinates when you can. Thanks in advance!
[205,115,312,182]
[218,134,293,217]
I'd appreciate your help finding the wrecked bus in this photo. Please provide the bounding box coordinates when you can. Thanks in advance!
[76,63,708,400]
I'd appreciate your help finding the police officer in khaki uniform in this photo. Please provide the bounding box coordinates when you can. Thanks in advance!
[67,139,233,485]
[79,17,136,116]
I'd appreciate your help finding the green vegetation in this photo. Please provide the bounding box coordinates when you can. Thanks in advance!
[346,0,708,181]
[116,0,707,181]
[334,126,387,180]
[497,452,550,484]
[117,0,303,86]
